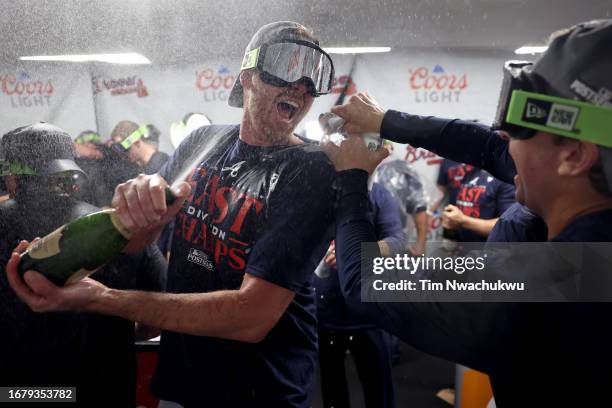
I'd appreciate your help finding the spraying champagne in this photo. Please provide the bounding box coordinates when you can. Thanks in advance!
[18,187,176,286]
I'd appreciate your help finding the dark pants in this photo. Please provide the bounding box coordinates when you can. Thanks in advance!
[318,327,395,408]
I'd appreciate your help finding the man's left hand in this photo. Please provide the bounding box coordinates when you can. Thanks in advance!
[6,240,108,313]
[322,134,389,174]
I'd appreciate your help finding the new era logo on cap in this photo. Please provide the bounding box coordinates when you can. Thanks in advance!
[523,99,551,125]
[522,97,580,133]
[526,102,548,119]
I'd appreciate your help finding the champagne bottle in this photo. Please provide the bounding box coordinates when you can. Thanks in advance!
[442,227,460,252]
[18,187,175,286]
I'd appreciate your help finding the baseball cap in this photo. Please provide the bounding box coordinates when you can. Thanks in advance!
[493,19,612,144]
[0,122,85,177]
[228,21,334,107]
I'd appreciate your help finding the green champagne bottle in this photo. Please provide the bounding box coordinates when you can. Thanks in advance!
[18,187,175,286]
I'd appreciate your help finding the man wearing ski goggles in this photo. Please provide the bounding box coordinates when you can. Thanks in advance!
[230,30,334,101]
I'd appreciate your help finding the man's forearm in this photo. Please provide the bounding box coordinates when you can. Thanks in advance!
[91,279,287,343]
[461,217,499,238]
[381,110,516,184]
[415,211,428,245]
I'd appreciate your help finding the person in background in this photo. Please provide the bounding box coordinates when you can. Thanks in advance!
[436,158,516,242]
[373,141,429,255]
[0,123,166,406]
[314,180,402,408]
[74,128,140,206]
[114,122,170,174]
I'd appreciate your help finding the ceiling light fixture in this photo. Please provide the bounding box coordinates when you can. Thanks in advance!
[323,47,391,54]
[19,53,151,64]
[514,46,548,55]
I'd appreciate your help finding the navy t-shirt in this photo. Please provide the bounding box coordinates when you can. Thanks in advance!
[314,182,404,330]
[436,158,471,205]
[152,125,336,407]
[487,202,548,243]
[452,167,516,242]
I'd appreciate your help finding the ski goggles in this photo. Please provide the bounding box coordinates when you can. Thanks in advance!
[75,132,102,144]
[493,61,612,147]
[113,125,149,154]
[0,160,36,176]
[240,40,334,96]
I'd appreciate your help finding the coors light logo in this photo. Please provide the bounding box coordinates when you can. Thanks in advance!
[408,65,468,103]
[1,71,54,108]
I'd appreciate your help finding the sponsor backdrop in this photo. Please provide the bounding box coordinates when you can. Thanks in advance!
[0,64,96,137]
[0,50,508,238]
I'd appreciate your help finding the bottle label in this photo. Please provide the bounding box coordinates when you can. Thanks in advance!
[27,225,64,260]
[107,210,133,239]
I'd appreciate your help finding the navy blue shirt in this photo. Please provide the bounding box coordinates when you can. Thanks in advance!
[487,202,548,243]
[382,110,544,243]
[334,168,612,407]
[153,125,336,407]
[454,167,515,242]
[314,182,404,330]
[436,158,468,205]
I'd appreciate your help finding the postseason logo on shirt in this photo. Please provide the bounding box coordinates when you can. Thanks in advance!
[187,248,214,270]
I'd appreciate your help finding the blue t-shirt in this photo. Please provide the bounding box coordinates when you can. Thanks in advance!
[314,182,404,330]
[152,125,336,407]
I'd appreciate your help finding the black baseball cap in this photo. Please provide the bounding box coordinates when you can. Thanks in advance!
[0,122,85,177]
[228,21,321,108]
[493,19,612,142]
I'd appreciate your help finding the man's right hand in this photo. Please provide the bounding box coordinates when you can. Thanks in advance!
[112,174,191,246]
[331,92,386,135]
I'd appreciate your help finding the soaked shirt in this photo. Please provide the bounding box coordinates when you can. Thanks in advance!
[152,125,336,407]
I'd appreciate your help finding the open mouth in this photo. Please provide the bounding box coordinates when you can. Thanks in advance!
[277,101,299,121]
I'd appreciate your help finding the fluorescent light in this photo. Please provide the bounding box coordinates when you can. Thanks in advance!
[19,53,151,64]
[323,47,391,54]
[514,46,548,55]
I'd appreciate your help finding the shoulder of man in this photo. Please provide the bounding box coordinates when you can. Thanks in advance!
[279,141,337,185]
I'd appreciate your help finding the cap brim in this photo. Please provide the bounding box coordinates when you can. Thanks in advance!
[228,77,243,108]
[37,159,85,176]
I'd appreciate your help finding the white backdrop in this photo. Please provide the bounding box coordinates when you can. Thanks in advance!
[0,63,96,136]
[0,50,508,238]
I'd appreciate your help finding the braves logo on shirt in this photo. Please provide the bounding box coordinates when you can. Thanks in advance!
[447,164,474,188]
